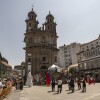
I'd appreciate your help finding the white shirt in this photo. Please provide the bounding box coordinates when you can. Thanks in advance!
[58,80,62,85]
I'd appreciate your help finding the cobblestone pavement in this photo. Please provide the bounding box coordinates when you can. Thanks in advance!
[3,83,100,100]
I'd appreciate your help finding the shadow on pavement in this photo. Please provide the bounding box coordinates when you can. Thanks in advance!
[13,90,21,93]
[79,91,86,93]
[65,90,70,91]
[53,92,59,95]
[48,90,58,93]
[67,92,74,94]
[48,91,53,93]
[23,86,30,88]
[75,89,80,91]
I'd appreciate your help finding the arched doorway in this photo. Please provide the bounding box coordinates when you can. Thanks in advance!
[40,65,48,76]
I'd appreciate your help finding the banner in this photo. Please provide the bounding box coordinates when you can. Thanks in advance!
[46,71,51,86]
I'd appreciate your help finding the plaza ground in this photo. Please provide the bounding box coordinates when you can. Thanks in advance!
[3,83,100,100]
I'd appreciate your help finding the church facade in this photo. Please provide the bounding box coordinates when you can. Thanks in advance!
[24,8,58,76]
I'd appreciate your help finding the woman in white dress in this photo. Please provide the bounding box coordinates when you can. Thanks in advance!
[26,70,33,87]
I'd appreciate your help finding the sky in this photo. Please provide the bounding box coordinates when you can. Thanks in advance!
[0,0,100,67]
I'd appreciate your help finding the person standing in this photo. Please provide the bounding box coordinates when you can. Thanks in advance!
[67,77,71,91]
[36,74,39,85]
[15,77,19,90]
[82,77,86,92]
[77,77,81,90]
[92,77,95,85]
[51,77,55,92]
[57,77,62,93]
[19,78,23,90]
[26,70,33,87]
[70,77,75,93]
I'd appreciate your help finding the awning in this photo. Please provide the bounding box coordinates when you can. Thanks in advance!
[68,64,78,68]
[0,61,12,67]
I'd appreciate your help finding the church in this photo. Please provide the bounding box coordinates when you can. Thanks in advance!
[23,8,58,76]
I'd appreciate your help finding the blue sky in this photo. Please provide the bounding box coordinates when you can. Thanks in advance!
[0,0,100,67]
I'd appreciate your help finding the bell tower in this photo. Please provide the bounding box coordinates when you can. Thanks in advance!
[25,8,39,32]
[44,11,57,33]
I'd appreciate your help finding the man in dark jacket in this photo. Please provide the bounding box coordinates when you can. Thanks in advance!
[51,77,55,92]
[70,77,75,93]
[82,77,86,92]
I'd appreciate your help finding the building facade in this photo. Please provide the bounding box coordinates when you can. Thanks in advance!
[0,53,12,78]
[24,9,58,76]
[14,62,25,77]
[58,42,81,68]
[77,36,100,82]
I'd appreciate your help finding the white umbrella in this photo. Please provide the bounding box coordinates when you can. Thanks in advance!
[48,64,60,72]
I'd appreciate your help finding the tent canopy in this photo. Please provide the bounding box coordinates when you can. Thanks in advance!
[48,64,60,70]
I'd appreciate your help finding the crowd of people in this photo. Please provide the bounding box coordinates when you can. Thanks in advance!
[67,76,87,93]
[0,77,24,95]
[50,75,95,94]
[24,70,96,94]
[0,78,12,95]
[14,77,24,90]
[0,71,96,96]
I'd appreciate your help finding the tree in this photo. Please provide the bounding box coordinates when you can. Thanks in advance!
[69,67,77,75]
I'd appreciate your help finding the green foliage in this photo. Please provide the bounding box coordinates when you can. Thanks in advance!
[0,70,5,77]
[69,67,76,75]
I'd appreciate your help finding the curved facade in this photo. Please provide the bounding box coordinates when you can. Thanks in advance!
[77,36,100,82]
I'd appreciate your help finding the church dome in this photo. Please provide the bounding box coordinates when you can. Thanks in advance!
[46,11,54,19]
[28,8,37,18]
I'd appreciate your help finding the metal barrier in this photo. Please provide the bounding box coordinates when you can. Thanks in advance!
[0,87,12,100]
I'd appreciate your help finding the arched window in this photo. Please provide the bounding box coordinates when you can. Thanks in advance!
[49,18,51,22]
[82,47,84,51]
[51,25,52,31]
[98,49,100,54]
[43,57,46,62]
[87,52,89,57]
[31,15,33,19]
[28,23,31,29]
[28,58,31,63]
[91,51,93,57]
[55,56,57,63]
[41,66,47,70]
[93,50,95,56]
[96,49,98,56]
[29,16,31,19]
[88,52,91,57]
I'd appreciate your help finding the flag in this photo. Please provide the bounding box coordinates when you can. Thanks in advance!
[46,71,51,86]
